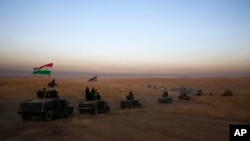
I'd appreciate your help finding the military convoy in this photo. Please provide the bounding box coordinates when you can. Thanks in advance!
[18,82,235,122]
[18,88,73,121]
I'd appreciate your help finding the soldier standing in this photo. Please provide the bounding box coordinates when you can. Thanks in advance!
[162,91,168,97]
[127,91,134,100]
[90,87,96,100]
[85,87,90,101]
[47,79,58,88]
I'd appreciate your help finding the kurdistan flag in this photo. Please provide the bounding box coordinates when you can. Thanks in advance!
[33,63,53,75]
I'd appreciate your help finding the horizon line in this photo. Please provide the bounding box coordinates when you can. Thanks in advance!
[0,69,250,78]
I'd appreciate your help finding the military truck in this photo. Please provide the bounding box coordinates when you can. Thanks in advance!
[196,89,203,96]
[178,93,190,100]
[18,88,73,121]
[158,97,173,104]
[120,91,142,109]
[120,100,142,109]
[158,91,173,104]
[78,100,110,114]
[222,89,233,96]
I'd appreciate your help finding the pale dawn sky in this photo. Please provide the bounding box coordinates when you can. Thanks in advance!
[0,0,250,77]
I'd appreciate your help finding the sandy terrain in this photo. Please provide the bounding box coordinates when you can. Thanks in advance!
[0,77,250,141]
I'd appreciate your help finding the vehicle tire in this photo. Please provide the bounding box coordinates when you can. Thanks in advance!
[128,105,131,109]
[65,107,73,117]
[121,106,124,109]
[22,113,32,121]
[79,110,84,114]
[137,103,142,108]
[64,109,70,118]
[106,107,110,112]
[93,108,98,114]
[158,99,161,103]
[43,110,53,121]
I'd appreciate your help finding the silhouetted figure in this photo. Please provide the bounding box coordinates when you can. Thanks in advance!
[85,87,90,101]
[48,79,58,88]
[183,93,188,98]
[89,87,97,100]
[91,87,96,94]
[162,91,168,97]
[96,92,101,100]
[127,91,134,100]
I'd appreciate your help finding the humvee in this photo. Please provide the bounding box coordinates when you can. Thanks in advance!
[18,88,73,121]
[196,89,203,96]
[158,91,172,104]
[78,100,110,114]
[120,100,142,109]
[178,93,190,100]
[222,89,233,96]
[158,97,173,104]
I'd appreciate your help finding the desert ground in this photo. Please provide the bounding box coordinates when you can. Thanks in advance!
[0,76,250,141]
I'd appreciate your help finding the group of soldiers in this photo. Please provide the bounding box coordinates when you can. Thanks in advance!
[85,87,101,101]
[47,79,123,101]
[84,87,135,101]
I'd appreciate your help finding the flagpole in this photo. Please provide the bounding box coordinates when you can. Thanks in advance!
[32,63,53,113]
[41,74,50,112]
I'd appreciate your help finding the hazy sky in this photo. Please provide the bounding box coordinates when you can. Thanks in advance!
[0,0,250,77]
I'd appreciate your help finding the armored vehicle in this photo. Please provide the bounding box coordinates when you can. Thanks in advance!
[222,89,233,96]
[120,100,142,109]
[178,93,190,100]
[120,91,142,109]
[196,89,203,96]
[158,97,173,104]
[18,88,73,121]
[78,100,110,114]
[158,91,173,104]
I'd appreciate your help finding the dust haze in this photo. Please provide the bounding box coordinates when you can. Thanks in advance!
[0,77,250,141]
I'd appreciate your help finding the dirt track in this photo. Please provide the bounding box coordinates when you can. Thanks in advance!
[0,111,230,141]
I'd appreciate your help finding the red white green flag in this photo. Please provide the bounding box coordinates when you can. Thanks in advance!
[33,63,53,75]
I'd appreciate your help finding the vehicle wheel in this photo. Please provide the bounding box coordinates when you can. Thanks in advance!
[170,99,173,103]
[43,110,53,121]
[79,110,84,114]
[106,107,110,112]
[64,109,70,118]
[22,113,32,121]
[158,99,161,103]
[65,107,73,117]
[137,103,142,108]
[93,108,98,114]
